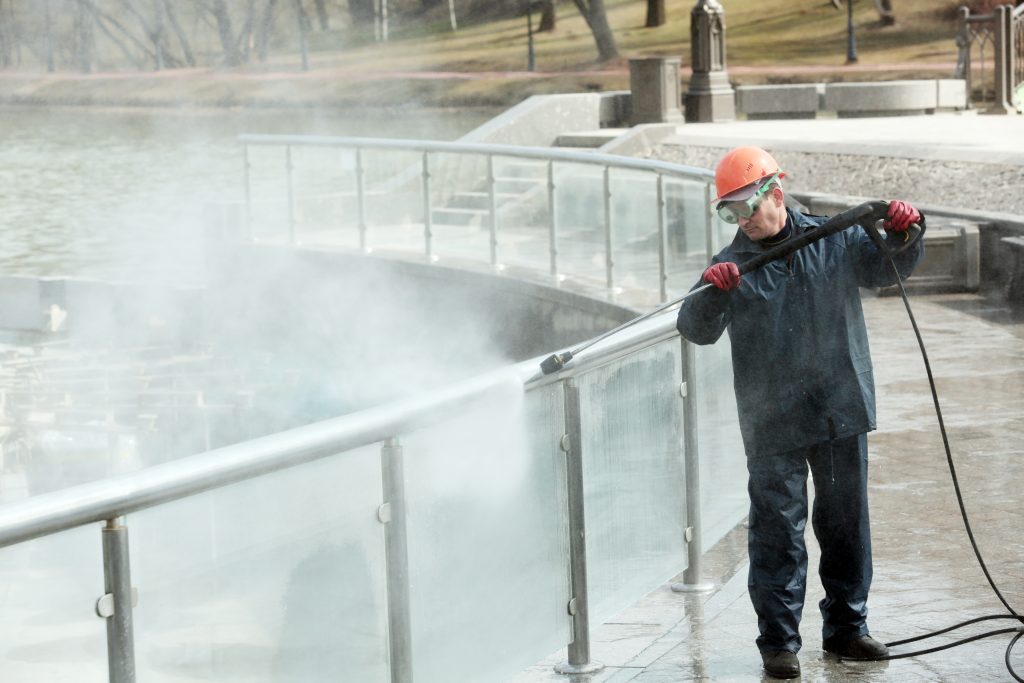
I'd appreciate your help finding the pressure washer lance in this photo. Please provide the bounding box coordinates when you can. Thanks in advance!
[538,200,921,376]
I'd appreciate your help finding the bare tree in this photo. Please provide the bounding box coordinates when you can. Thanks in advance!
[72,0,96,72]
[255,0,279,61]
[207,0,243,66]
[162,0,195,66]
[538,0,555,32]
[292,0,309,69]
[571,0,617,61]
[312,0,329,30]
[645,0,665,28]
[875,0,895,26]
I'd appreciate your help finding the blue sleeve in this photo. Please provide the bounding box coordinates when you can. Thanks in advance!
[676,261,734,345]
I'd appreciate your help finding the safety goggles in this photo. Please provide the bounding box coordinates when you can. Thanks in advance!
[715,172,780,224]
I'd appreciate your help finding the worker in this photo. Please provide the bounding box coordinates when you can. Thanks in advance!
[676,146,924,679]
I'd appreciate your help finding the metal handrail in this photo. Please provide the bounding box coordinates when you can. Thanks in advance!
[0,309,679,550]
[0,364,520,548]
[237,134,715,182]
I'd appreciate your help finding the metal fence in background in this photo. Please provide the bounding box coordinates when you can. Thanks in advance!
[957,3,1024,112]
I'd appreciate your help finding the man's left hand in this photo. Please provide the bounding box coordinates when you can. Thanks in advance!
[884,200,921,232]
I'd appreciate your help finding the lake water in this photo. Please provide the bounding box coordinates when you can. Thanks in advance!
[0,105,498,282]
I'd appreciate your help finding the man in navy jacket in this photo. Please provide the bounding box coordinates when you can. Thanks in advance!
[676,146,924,679]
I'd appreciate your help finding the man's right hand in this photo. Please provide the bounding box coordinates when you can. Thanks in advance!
[703,262,741,291]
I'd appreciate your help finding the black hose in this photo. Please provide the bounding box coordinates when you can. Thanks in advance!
[859,256,1024,680]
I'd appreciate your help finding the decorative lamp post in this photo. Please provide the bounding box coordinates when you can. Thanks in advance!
[846,0,858,64]
[527,2,536,72]
[684,0,735,122]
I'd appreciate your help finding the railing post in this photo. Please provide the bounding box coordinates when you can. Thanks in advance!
[487,155,499,268]
[356,148,368,251]
[99,517,137,683]
[548,160,559,281]
[657,174,669,303]
[603,166,615,293]
[990,5,1015,114]
[285,145,297,244]
[381,437,413,683]
[422,152,433,262]
[672,340,714,593]
[242,145,253,241]
[704,182,715,261]
[554,380,604,676]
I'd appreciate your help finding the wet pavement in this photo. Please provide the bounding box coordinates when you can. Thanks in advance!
[514,111,1024,682]
[513,291,1024,682]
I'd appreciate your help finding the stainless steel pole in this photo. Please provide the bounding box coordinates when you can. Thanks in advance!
[101,517,137,683]
[381,438,413,683]
[488,155,499,267]
[603,166,614,292]
[356,148,368,251]
[672,341,714,593]
[285,145,296,244]
[657,174,669,303]
[547,160,559,280]
[422,152,433,262]
[554,380,604,675]
[243,145,253,241]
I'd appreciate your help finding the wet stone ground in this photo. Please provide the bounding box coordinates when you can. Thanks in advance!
[514,291,1024,682]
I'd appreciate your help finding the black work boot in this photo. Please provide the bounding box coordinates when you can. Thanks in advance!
[823,634,889,660]
[761,650,800,679]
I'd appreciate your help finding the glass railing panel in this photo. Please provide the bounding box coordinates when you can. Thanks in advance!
[0,525,106,682]
[489,155,552,275]
[577,338,687,624]
[608,168,661,295]
[131,444,390,682]
[401,378,570,683]
[665,177,716,296]
[425,151,493,265]
[361,149,429,257]
[693,338,747,551]
[551,161,608,285]
[287,144,360,249]
[245,144,292,242]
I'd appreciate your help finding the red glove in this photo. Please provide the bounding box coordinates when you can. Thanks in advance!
[703,262,741,291]
[884,200,921,232]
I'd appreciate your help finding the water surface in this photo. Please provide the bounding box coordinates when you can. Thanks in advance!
[0,105,496,281]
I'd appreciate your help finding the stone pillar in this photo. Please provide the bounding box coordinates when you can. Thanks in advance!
[684,0,735,123]
[629,57,684,125]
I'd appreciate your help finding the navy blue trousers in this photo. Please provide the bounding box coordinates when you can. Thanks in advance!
[746,433,872,654]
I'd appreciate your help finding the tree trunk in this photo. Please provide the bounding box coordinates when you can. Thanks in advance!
[875,0,895,26]
[571,0,618,61]
[256,0,278,61]
[349,0,374,25]
[162,0,195,66]
[538,0,555,32]
[73,0,96,73]
[312,0,329,29]
[209,0,242,66]
[645,0,665,28]
[292,0,309,69]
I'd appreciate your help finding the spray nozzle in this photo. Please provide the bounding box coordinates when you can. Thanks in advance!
[540,351,574,375]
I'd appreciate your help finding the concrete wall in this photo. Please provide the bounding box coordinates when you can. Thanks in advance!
[734,79,968,120]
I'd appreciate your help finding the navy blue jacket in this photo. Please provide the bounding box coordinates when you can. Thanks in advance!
[676,207,923,457]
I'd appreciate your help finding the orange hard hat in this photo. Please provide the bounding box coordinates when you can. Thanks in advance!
[713,147,785,203]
